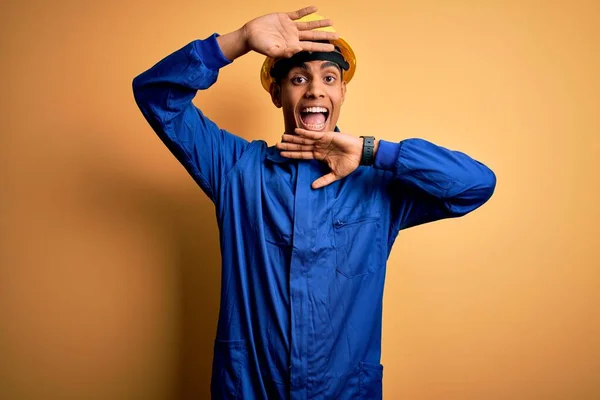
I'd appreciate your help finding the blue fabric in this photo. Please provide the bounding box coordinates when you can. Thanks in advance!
[133,33,496,399]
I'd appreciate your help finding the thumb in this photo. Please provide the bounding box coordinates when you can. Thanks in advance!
[312,173,339,189]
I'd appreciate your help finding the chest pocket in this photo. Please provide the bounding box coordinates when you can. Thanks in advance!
[332,206,385,278]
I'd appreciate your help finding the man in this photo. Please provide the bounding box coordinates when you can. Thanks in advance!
[133,6,496,399]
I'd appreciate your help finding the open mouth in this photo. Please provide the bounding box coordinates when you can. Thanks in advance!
[299,106,330,131]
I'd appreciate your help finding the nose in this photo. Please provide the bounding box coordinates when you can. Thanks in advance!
[304,79,326,99]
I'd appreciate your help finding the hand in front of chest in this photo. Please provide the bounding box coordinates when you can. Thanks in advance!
[277,128,363,189]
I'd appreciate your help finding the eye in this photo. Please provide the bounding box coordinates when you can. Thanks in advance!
[291,76,307,85]
[324,75,336,84]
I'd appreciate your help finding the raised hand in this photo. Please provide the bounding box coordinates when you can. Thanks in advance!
[243,6,339,59]
[276,128,368,189]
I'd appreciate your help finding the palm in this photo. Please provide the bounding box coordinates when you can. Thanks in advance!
[312,133,361,177]
[245,14,302,58]
[243,6,338,59]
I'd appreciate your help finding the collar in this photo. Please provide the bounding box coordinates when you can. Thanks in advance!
[265,126,341,164]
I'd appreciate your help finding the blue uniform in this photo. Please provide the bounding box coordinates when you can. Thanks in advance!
[133,33,496,399]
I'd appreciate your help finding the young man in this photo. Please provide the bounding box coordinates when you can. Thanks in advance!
[133,6,496,399]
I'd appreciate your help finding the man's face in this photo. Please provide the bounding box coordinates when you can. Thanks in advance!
[270,60,346,134]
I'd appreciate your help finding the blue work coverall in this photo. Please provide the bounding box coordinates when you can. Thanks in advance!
[133,33,496,400]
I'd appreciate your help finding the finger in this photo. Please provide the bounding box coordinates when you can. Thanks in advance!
[312,173,339,189]
[296,18,333,31]
[287,6,318,20]
[299,42,336,53]
[276,142,314,151]
[282,133,316,144]
[280,151,315,160]
[265,43,301,58]
[298,30,339,42]
[294,128,326,140]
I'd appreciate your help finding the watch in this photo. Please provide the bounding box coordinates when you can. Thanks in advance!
[359,136,375,166]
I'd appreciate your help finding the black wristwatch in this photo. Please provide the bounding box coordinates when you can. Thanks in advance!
[359,136,376,166]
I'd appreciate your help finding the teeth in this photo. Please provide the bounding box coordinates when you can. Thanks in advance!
[302,107,328,113]
[303,122,326,131]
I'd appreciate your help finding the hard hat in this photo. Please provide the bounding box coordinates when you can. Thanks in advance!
[259,14,356,92]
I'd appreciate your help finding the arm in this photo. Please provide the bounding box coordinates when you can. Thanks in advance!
[132,6,338,204]
[373,138,496,230]
[132,32,250,204]
[277,129,496,229]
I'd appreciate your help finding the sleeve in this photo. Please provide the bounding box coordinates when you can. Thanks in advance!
[132,33,250,204]
[374,138,496,233]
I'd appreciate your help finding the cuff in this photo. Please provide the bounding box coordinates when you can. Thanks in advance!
[192,33,233,70]
[373,140,401,171]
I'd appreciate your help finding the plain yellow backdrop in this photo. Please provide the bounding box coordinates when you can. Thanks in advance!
[1,0,599,398]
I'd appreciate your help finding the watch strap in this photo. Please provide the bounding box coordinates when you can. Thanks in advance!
[359,136,375,166]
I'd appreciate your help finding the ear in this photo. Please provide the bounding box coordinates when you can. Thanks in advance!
[270,82,282,108]
[340,80,347,105]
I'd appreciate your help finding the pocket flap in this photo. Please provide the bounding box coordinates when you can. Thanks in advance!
[333,206,381,226]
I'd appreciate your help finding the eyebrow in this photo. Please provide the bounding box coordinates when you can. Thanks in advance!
[320,62,342,72]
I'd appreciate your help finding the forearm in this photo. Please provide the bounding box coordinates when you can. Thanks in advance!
[374,138,496,212]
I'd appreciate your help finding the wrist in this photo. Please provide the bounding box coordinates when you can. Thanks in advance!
[216,27,250,61]
[359,136,377,166]
[239,24,251,54]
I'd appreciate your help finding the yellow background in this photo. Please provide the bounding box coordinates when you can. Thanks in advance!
[2,0,599,398]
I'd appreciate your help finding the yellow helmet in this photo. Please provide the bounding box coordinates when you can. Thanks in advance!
[259,14,356,92]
